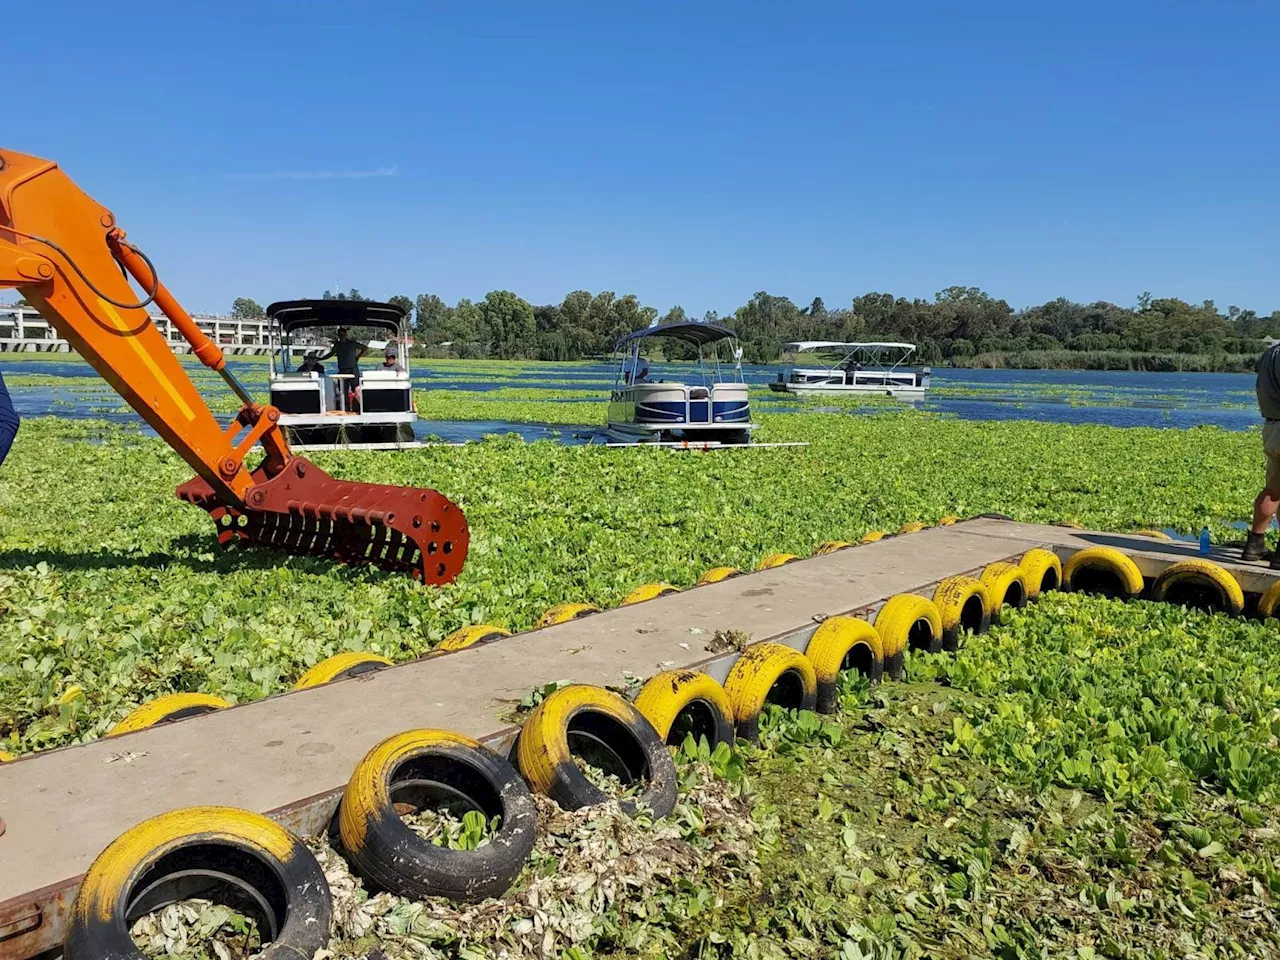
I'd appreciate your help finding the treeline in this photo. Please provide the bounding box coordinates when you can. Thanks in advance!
[229,287,1280,366]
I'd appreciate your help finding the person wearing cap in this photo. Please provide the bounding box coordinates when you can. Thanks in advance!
[1244,339,1280,566]
[380,346,404,373]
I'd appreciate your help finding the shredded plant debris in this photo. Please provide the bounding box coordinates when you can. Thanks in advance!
[572,754,643,802]
[313,757,763,958]
[705,628,751,653]
[130,899,261,960]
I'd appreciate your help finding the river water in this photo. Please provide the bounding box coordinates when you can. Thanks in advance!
[1,356,1263,438]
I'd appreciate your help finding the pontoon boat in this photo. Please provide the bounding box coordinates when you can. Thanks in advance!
[607,321,757,444]
[769,341,930,399]
[267,299,417,446]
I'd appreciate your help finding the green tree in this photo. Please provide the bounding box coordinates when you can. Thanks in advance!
[387,294,414,321]
[231,297,264,318]
[479,290,535,359]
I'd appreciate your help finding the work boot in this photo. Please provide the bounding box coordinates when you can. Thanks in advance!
[1242,531,1270,562]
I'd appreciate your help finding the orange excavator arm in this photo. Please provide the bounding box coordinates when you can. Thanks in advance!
[0,148,467,584]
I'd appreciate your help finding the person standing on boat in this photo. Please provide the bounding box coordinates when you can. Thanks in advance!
[1244,340,1280,566]
[0,367,17,469]
[318,326,368,409]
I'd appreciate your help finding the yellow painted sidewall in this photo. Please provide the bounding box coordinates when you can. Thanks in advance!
[109,693,232,736]
[1260,580,1280,619]
[814,541,853,556]
[293,651,394,690]
[874,594,943,657]
[517,685,639,795]
[73,806,298,925]
[697,566,742,585]
[897,521,928,535]
[437,624,512,652]
[933,576,988,630]
[805,617,882,684]
[859,530,887,544]
[757,553,799,570]
[1152,560,1244,615]
[633,671,733,741]
[535,602,601,628]
[621,583,679,606]
[1018,548,1062,600]
[979,562,1028,615]
[723,642,818,722]
[1063,547,1144,596]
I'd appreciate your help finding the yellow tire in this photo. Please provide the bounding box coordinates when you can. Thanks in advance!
[723,642,818,739]
[804,617,883,713]
[436,624,512,653]
[293,651,394,689]
[874,594,943,679]
[109,692,232,736]
[516,685,677,817]
[1055,519,1085,530]
[932,576,990,651]
[979,562,1029,623]
[897,521,928,535]
[1260,580,1280,620]
[633,670,735,747]
[1133,529,1172,540]
[1062,547,1144,598]
[859,530,887,544]
[338,729,537,902]
[1152,560,1244,616]
[621,582,680,606]
[938,515,960,526]
[64,806,330,959]
[814,540,853,556]
[1019,548,1062,599]
[0,750,15,763]
[697,566,743,585]
[534,602,601,628]
[757,552,800,570]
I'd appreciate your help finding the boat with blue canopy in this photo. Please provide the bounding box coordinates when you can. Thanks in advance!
[606,320,757,444]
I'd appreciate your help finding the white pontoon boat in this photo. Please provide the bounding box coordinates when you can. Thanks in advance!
[607,321,757,444]
[267,299,417,446]
[769,341,931,400]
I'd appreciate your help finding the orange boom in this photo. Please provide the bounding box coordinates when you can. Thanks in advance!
[0,148,467,583]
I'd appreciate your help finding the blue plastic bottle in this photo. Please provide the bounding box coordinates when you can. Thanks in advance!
[1198,527,1211,555]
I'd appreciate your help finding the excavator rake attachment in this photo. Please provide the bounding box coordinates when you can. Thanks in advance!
[176,458,469,585]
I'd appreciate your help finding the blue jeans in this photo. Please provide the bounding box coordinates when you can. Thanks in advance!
[0,368,19,467]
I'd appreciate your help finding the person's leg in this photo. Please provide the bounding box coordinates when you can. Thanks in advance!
[0,367,20,468]
[1244,427,1280,560]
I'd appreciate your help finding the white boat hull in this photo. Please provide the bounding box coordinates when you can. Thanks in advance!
[772,381,927,401]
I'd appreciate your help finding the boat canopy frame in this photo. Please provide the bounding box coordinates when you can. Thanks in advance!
[611,321,746,388]
[267,300,413,377]
[782,340,918,374]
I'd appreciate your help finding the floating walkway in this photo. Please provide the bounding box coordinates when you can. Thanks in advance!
[0,519,1275,957]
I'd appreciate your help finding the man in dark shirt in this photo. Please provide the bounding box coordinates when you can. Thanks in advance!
[0,368,18,469]
[1243,341,1280,565]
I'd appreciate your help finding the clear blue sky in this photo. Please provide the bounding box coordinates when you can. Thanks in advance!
[9,1,1279,316]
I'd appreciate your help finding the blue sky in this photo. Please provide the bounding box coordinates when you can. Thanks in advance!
[9,1,1279,316]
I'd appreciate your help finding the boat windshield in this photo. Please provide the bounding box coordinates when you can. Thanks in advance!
[783,341,917,372]
[614,323,745,387]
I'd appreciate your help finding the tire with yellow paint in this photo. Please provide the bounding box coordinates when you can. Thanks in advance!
[758,552,800,570]
[804,617,883,712]
[932,576,990,652]
[723,642,818,739]
[938,515,960,526]
[0,750,14,763]
[814,541,853,556]
[535,602,601,628]
[293,651,394,689]
[874,594,943,679]
[516,685,677,818]
[859,530,887,544]
[1133,529,1172,540]
[436,624,512,653]
[1260,580,1280,620]
[1062,547,1144,598]
[63,806,330,960]
[633,671,735,747]
[1152,560,1245,616]
[338,729,536,903]
[979,562,1029,624]
[697,566,743,585]
[109,692,232,736]
[621,582,679,605]
[897,521,928,535]
[1019,548,1062,600]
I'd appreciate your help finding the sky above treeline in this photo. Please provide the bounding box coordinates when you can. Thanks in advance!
[7,1,1278,316]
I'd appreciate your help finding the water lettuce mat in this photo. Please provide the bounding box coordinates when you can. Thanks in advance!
[0,407,1268,752]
